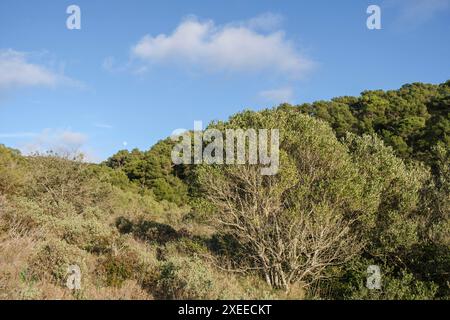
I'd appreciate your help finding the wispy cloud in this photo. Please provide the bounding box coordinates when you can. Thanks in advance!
[101,56,128,74]
[7,128,100,162]
[385,0,450,28]
[259,87,294,104]
[0,49,82,91]
[102,56,116,72]
[243,13,284,32]
[93,122,113,129]
[130,15,314,78]
[0,132,37,138]
[18,129,86,154]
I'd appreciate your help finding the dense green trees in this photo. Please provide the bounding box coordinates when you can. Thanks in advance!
[281,81,449,165]
[104,139,189,206]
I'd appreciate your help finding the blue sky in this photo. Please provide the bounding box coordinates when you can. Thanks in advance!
[1,0,449,161]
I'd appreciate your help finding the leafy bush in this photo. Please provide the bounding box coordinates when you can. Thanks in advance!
[27,240,88,286]
[0,145,26,195]
[150,256,226,299]
[97,251,142,287]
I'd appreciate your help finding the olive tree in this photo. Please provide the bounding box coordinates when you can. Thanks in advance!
[197,111,370,291]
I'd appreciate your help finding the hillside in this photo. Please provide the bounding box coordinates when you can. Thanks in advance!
[0,81,448,300]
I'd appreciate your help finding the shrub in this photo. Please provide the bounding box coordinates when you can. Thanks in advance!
[324,258,439,300]
[151,256,217,299]
[350,270,439,300]
[56,215,116,254]
[27,240,88,287]
[0,145,25,195]
[119,218,180,245]
[24,153,112,215]
[97,251,141,287]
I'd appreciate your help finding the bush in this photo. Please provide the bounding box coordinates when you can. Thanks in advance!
[56,215,116,254]
[325,258,439,300]
[350,270,439,300]
[117,218,181,245]
[0,145,25,195]
[24,153,112,215]
[151,256,219,299]
[27,240,88,287]
[97,251,142,287]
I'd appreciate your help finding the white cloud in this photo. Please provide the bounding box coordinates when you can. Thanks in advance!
[0,49,79,90]
[131,16,314,77]
[259,87,294,104]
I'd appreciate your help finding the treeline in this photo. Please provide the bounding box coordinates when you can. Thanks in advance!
[284,81,449,166]
[0,81,448,299]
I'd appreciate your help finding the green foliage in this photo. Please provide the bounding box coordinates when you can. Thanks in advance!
[288,81,450,165]
[120,218,180,245]
[194,100,447,297]
[327,258,439,300]
[0,80,448,300]
[0,144,26,195]
[406,244,450,298]
[104,140,189,206]
[344,134,429,255]
[27,240,88,286]
[196,111,373,289]
[149,255,266,300]
[24,153,112,215]
[152,256,215,299]
[98,251,142,287]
